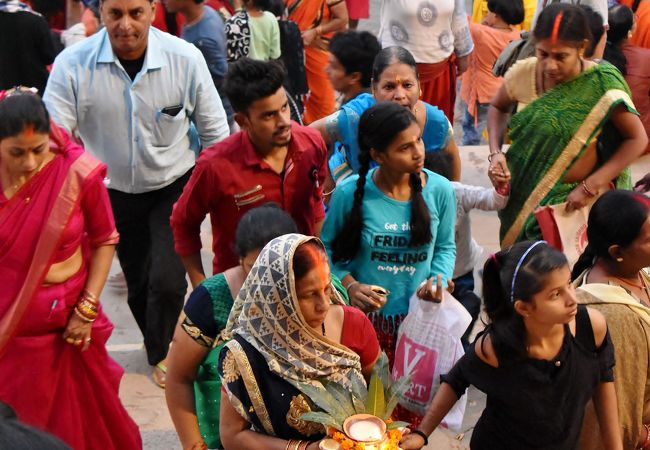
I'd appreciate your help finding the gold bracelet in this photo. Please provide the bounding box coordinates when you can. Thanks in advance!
[82,289,98,303]
[285,440,296,450]
[487,151,502,163]
[73,307,96,323]
[581,179,597,197]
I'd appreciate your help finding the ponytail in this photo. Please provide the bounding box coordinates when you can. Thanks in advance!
[483,242,568,364]
[571,243,597,280]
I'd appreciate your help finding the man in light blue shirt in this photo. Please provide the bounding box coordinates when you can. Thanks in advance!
[43,0,229,386]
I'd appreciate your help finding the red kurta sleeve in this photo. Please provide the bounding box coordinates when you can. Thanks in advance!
[341,305,380,368]
[170,157,219,256]
[314,137,327,224]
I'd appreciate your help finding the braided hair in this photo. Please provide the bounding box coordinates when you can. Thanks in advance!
[331,102,432,262]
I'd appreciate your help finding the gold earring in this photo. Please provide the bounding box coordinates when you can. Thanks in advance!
[616,257,624,262]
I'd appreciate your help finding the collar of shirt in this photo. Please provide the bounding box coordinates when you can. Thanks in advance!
[97,27,166,72]
[240,122,305,170]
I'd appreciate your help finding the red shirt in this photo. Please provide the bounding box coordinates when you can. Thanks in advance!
[341,306,380,368]
[171,122,327,273]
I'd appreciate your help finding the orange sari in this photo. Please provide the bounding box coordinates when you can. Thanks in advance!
[286,0,338,124]
[622,0,650,48]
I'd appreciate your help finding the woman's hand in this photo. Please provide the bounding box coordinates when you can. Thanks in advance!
[301,28,319,47]
[488,153,510,182]
[416,274,444,303]
[348,283,386,312]
[62,312,93,351]
[399,432,426,450]
[565,184,591,212]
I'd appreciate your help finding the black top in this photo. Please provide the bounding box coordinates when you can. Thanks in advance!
[0,11,56,94]
[441,306,615,450]
[118,54,145,81]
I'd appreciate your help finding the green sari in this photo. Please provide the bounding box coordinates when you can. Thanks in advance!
[499,61,637,247]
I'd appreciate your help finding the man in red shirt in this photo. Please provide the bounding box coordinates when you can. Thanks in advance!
[171,58,328,287]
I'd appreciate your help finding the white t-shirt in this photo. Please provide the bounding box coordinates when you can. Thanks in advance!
[451,182,508,278]
[378,0,474,63]
[533,0,609,26]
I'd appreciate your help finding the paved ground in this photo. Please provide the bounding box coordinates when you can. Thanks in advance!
[103,2,650,448]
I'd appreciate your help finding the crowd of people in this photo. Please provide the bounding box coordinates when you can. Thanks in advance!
[1,0,650,449]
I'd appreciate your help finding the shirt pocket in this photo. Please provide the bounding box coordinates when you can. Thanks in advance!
[233,185,266,209]
[152,109,187,147]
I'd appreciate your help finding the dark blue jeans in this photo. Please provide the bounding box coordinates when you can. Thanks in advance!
[461,101,490,146]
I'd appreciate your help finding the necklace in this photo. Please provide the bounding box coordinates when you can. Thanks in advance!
[541,58,584,93]
[612,274,646,290]
[321,322,326,336]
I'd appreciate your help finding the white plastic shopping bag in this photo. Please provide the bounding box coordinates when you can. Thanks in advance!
[392,289,471,431]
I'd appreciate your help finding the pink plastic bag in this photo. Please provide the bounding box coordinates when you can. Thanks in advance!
[392,290,471,430]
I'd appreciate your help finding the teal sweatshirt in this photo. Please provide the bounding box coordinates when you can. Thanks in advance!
[321,168,457,317]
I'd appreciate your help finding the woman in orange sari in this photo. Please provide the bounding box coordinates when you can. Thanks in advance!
[286,0,348,124]
[0,89,141,449]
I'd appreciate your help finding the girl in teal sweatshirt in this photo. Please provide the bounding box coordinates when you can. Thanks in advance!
[321,101,456,375]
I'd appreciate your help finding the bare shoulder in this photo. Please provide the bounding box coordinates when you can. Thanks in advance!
[585,307,608,348]
[474,334,499,368]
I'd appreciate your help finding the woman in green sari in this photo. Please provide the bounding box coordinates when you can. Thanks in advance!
[165,204,298,450]
[487,2,648,248]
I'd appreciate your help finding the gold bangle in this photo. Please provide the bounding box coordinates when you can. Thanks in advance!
[487,151,502,163]
[82,289,98,303]
[581,179,597,197]
[73,307,96,323]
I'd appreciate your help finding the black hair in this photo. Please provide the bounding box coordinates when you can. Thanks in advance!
[487,0,525,25]
[235,203,298,257]
[424,151,453,181]
[224,57,286,113]
[533,3,592,46]
[483,241,568,363]
[603,5,634,74]
[329,31,381,88]
[331,102,431,262]
[293,240,328,281]
[572,190,650,279]
[0,402,71,449]
[244,0,273,10]
[0,92,50,140]
[580,5,606,58]
[371,46,418,87]
[267,0,284,17]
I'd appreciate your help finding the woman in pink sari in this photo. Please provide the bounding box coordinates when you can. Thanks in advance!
[0,89,141,449]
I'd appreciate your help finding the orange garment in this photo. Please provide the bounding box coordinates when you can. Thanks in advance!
[417,58,457,123]
[471,0,537,31]
[621,0,650,48]
[623,44,650,154]
[461,23,520,118]
[286,0,338,123]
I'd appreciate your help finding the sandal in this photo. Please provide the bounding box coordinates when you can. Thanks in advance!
[152,362,167,389]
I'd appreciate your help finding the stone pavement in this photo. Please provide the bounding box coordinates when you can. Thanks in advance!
[101,141,650,449]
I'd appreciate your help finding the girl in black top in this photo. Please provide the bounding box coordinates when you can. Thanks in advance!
[400,241,622,450]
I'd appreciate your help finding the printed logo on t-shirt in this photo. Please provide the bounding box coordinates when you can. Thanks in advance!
[370,222,428,277]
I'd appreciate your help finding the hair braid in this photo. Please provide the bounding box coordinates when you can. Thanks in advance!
[331,142,371,262]
[408,172,432,247]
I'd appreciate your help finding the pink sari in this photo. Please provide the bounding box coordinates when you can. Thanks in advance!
[0,126,142,449]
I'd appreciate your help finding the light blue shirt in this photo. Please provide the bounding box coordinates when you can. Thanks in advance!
[321,168,457,317]
[43,27,229,194]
